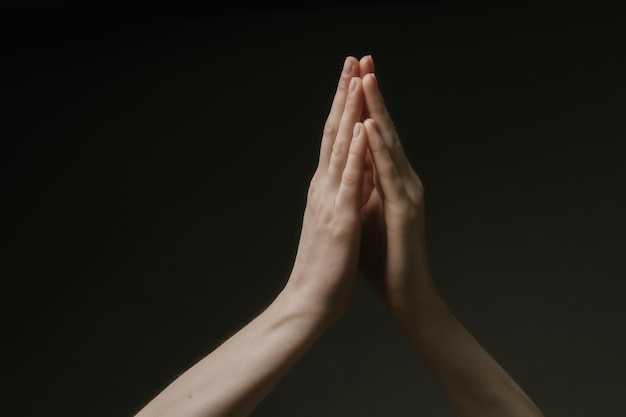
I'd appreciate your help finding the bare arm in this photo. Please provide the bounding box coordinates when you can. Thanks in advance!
[394,281,543,417]
[134,291,328,417]
[357,55,544,417]
[135,56,368,417]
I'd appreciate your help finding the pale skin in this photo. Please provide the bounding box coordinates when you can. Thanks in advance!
[134,56,544,417]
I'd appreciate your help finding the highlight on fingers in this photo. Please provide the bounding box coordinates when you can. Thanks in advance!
[318,56,361,175]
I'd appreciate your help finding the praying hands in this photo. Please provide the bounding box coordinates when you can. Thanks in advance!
[134,55,544,417]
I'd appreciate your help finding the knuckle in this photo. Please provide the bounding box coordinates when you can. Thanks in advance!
[338,71,355,90]
[307,175,318,197]
[323,121,338,138]
[369,135,386,153]
[307,184,316,201]
[337,76,350,94]
[391,131,404,152]
[328,218,355,243]
[396,200,419,221]
[409,171,425,199]
[331,140,346,159]
[328,226,347,243]
[378,166,397,182]
[341,170,359,188]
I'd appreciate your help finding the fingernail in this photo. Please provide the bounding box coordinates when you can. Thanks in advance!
[349,77,357,94]
[343,57,352,75]
[353,122,362,137]
[368,73,377,88]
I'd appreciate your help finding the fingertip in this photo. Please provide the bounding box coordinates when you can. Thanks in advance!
[363,72,378,89]
[363,119,383,151]
[342,56,352,74]
[343,56,359,75]
[353,121,363,138]
[363,117,377,132]
[359,54,374,71]
[351,122,368,156]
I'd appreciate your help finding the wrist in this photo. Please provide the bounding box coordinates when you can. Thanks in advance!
[274,284,337,333]
[389,278,452,338]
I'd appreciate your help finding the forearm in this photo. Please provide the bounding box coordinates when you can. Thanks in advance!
[394,281,543,417]
[134,61,369,417]
[135,287,330,417]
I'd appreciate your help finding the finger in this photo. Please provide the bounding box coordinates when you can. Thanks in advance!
[362,72,413,182]
[359,55,375,119]
[318,56,360,174]
[359,56,376,204]
[363,118,407,204]
[359,54,375,76]
[335,122,367,210]
[327,77,364,189]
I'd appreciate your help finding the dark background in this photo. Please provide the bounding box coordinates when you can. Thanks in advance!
[2,0,625,416]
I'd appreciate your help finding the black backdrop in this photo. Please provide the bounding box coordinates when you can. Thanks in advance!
[3,1,625,416]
